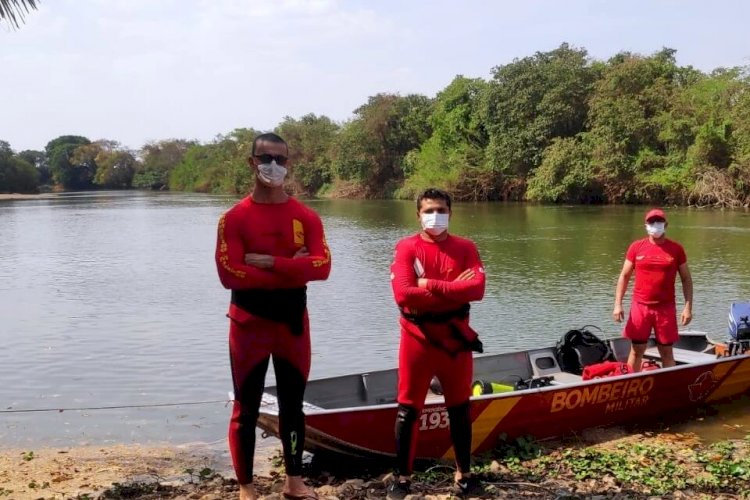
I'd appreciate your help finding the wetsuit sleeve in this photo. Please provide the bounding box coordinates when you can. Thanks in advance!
[391,239,444,310]
[425,241,485,302]
[271,211,332,282]
[215,212,288,290]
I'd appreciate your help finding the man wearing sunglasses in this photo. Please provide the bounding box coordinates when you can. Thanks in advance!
[215,132,331,500]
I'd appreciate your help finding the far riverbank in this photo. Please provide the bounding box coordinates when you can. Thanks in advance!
[0,193,55,200]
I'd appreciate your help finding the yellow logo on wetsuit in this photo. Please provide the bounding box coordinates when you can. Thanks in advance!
[293,219,305,246]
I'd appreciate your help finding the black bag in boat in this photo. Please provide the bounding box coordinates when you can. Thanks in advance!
[554,326,612,375]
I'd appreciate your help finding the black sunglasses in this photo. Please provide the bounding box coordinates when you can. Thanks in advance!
[253,154,288,166]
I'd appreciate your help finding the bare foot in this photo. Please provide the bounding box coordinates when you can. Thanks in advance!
[239,483,258,500]
[455,471,474,481]
[283,475,318,499]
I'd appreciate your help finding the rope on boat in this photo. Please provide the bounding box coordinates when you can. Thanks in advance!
[0,393,303,414]
[0,399,231,414]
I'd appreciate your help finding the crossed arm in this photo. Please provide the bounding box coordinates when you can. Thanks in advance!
[215,212,331,290]
[391,241,485,311]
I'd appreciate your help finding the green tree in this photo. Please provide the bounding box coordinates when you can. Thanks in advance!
[0,141,39,193]
[77,141,137,189]
[276,114,339,195]
[587,49,679,202]
[684,68,750,206]
[330,93,432,197]
[133,139,196,190]
[169,128,260,194]
[45,135,93,189]
[482,43,598,183]
[526,136,601,202]
[400,76,493,200]
[18,149,50,185]
[328,120,378,196]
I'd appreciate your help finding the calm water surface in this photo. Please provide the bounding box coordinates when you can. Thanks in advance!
[1,191,749,448]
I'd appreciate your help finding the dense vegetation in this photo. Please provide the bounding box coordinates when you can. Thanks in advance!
[3,44,750,206]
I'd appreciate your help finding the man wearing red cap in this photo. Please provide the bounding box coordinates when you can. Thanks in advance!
[613,208,693,371]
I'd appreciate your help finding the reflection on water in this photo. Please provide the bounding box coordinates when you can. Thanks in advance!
[1,192,749,447]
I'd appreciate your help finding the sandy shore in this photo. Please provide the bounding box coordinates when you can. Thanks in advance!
[2,427,748,499]
[0,443,226,500]
[0,193,53,201]
[0,441,286,500]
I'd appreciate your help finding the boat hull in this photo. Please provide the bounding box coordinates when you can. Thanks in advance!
[258,355,750,459]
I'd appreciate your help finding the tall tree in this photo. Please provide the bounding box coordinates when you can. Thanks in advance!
[169,128,260,194]
[482,43,598,179]
[0,140,39,193]
[401,76,493,199]
[134,139,196,190]
[587,49,679,202]
[330,93,432,197]
[18,149,50,185]
[45,135,93,189]
[277,114,339,196]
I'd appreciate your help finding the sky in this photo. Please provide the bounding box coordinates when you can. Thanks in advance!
[2,0,749,153]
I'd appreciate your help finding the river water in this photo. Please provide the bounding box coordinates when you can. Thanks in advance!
[1,191,749,448]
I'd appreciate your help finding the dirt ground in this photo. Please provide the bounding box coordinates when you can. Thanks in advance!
[1,427,745,500]
[0,444,228,499]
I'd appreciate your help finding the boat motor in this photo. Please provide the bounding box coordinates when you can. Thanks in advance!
[727,301,750,355]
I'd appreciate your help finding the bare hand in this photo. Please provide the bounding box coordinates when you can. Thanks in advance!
[293,246,309,259]
[417,278,428,289]
[454,269,475,281]
[612,305,624,323]
[680,306,693,326]
[244,253,274,269]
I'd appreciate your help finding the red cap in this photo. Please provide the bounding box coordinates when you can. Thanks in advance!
[644,208,666,222]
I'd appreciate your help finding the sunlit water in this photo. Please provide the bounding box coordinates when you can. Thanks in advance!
[1,191,749,448]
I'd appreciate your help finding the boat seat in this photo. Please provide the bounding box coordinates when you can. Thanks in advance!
[528,350,562,377]
[645,346,715,364]
[528,349,583,385]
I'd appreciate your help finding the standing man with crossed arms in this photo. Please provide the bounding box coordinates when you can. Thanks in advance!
[216,132,331,500]
[388,188,486,498]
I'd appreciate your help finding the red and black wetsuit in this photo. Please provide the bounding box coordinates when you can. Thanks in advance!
[215,195,331,484]
[390,233,485,475]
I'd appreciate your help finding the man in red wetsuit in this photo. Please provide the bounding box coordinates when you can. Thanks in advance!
[388,188,486,499]
[613,208,693,371]
[215,132,331,500]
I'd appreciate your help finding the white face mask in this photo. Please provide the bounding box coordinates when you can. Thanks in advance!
[421,213,449,236]
[645,221,666,237]
[257,161,287,187]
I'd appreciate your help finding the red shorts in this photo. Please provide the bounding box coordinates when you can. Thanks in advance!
[623,301,678,345]
[397,329,473,410]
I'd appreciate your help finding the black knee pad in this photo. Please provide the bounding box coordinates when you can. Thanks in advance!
[396,404,418,426]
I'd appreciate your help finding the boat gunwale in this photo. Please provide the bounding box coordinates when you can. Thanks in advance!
[260,345,743,416]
